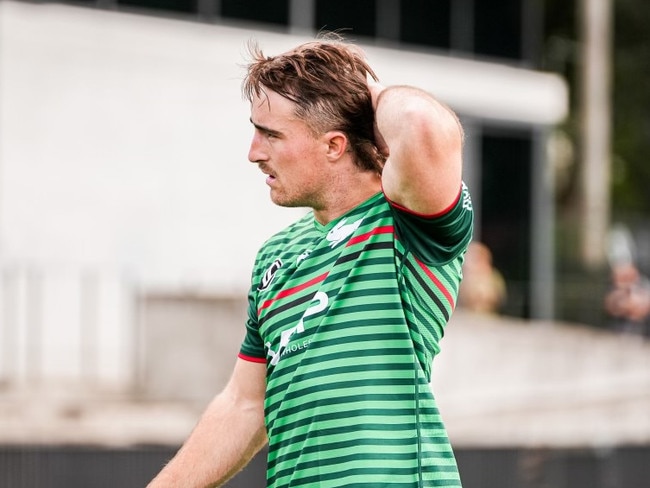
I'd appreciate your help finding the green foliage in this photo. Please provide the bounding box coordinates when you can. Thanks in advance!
[612,0,650,212]
[543,0,650,215]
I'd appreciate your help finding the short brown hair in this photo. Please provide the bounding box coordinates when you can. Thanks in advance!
[242,35,386,174]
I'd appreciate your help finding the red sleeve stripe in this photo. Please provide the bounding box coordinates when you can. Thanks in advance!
[416,257,455,309]
[238,353,266,363]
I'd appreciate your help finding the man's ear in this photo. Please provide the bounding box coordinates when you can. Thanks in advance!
[324,131,348,161]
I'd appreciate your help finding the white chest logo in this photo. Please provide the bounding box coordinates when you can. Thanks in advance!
[326,218,363,247]
[266,291,329,366]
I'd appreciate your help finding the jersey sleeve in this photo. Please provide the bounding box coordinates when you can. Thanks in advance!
[238,274,267,363]
[388,182,474,265]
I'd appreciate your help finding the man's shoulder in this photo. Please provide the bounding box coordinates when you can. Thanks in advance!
[259,211,314,251]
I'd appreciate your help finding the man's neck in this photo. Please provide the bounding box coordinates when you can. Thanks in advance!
[313,174,382,225]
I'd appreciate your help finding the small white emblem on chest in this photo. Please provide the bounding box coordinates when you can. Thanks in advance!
[296,250,312,264]
[326,218,363,247]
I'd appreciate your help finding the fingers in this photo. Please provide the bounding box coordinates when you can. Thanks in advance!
[367,79,385,110]
[366,80,388,157]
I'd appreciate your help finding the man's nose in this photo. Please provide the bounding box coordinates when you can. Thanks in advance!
[248,132,267,163]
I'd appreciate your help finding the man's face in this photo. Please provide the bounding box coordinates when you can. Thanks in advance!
[248,89,329,209]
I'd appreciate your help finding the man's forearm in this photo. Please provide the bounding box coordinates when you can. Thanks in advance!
[147,391,267,488]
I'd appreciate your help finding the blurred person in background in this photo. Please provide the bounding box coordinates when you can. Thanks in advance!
[457,241,507,314]
[604,262,650,337]
[604,224,650,337]
[147,33,473,488]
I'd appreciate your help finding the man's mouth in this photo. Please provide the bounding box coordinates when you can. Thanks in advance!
[260,165,276,184]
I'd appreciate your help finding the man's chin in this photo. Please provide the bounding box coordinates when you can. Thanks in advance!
[270,193,303,209]
[270,193,289,207]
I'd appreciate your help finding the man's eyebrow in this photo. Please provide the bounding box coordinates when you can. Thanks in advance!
[249,118,281,137]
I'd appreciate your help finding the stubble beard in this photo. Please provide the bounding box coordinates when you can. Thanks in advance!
[269,185,323,211]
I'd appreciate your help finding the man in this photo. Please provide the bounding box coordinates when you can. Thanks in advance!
[148,35,473,487]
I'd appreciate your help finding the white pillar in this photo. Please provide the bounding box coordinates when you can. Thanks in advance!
[579,0,613,269]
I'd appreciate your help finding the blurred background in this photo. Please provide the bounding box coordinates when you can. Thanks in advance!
[0,0,648,486]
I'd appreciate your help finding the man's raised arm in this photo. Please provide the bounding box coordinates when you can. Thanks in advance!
[370,82,464,216]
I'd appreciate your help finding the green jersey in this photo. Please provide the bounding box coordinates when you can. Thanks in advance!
[240,184,473,487]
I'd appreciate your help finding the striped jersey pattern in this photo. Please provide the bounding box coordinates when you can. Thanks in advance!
[240,186,473,487]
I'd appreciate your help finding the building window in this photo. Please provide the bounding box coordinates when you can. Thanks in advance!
[474,0,522,60]
[117,0,196,14]
[400,0,451,49]
[480,128,533,317]
[315,0,376,38]
[221,0,290,26]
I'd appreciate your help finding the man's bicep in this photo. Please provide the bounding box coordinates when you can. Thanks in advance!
[225,357,266,407]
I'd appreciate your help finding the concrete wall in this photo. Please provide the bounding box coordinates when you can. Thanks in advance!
[0,1,307,293]
[0,265,134,386]
[0,0,566,293]
[136,293,247,404]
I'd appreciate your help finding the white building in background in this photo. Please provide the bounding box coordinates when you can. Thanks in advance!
[0,1,567,389]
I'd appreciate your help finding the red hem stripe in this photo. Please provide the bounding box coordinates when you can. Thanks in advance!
[238,353,266,364]
[384,187,462,219]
